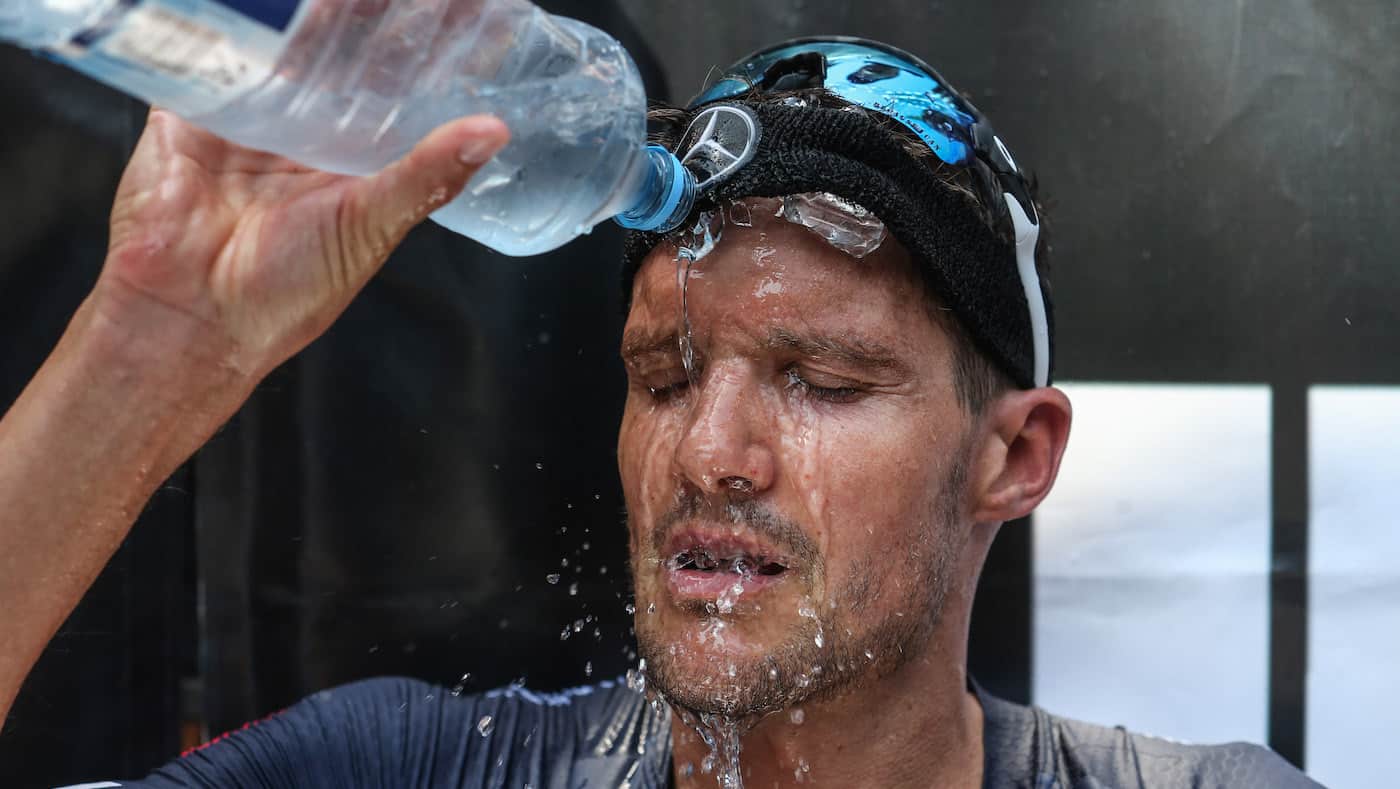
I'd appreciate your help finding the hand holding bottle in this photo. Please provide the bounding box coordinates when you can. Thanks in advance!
[97,107,508,381]
[0,106,507,725]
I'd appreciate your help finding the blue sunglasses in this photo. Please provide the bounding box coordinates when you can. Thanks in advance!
[689,37,1050,387]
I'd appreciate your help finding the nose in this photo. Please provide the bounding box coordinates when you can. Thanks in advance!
[673,362,776,495]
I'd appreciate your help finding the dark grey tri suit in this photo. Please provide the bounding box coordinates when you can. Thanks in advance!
[93,676,1320,788]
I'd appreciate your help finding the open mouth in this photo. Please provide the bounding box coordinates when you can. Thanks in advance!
[662,531,794,601]
[668,549,788,577]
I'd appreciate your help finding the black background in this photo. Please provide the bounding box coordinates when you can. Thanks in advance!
[2,1,1397,785]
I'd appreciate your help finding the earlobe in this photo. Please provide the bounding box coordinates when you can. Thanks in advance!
[970,387,1072,524]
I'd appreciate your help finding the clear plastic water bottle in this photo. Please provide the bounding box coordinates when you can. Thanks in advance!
[1,0,696,254]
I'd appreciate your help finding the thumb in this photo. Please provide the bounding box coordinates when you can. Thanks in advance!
[345,114,510,261]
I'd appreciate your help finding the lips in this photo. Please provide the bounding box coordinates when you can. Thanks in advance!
[662,528,793,601]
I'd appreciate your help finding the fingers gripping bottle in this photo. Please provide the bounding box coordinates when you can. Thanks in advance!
[1,0,697,253]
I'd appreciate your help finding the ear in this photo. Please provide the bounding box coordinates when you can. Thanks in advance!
[969,387,1073,524]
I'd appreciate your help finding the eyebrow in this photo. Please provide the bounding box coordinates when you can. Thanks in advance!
[764,328,910,376]
[620,326,911,376]
[620,330,680,363]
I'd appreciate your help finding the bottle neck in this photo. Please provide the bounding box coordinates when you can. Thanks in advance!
[613,145,697,233]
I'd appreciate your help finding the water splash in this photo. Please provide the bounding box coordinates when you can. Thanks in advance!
[777,192,887,258]
[672,210,726,386]
[450,673,472,697]
[626,658,648,693]
[726,200,753,228]
[689,712,745,789]
[797,600,826,653]
[794,757,811,783]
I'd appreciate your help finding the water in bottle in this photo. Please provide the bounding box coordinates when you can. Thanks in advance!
[1,0,696,254]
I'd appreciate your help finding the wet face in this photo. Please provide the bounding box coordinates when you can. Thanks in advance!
[618,202,977,718]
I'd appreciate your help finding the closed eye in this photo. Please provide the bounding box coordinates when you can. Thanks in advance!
[646,378,690,402]
[784,368,864,403]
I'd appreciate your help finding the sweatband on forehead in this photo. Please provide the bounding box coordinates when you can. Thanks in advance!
[621,101,1054,390]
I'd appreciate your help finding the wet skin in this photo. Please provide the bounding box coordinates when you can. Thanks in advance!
[621,203,969,707]
[617,202,1072,787]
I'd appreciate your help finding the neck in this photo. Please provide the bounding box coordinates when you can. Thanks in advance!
[668,595,984,789]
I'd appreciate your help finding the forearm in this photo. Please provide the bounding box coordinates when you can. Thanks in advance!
[0,281,253,723]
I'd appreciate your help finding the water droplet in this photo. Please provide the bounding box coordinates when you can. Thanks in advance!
[568,582,579,596]
[625,603,636,614]
[585,661,593,676]
[451,673,472,696]
[535,462,543,470]
[727,200,753,227]
[865,649,875,661]
[477,715,495,736]
[647,603,656,614]
[560,625,572,641]
[790,707,805,724]
[814,632,824,648]
[546,573,561,584]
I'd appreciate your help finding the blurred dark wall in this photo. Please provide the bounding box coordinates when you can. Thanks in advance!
[2,1,1397,786]
[620,0,1400,382]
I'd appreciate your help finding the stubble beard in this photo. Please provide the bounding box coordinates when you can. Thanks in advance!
[631,452,970,722]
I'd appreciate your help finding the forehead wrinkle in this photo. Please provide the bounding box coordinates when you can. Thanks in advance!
[764,326,911,376]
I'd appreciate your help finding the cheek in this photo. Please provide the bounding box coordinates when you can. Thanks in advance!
[786,399,954,564]
[619,398,687,542]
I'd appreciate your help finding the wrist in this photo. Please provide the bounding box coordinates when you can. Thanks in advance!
[70,275,259,429]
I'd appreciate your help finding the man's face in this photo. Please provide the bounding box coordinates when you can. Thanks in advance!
[618,201,975,718]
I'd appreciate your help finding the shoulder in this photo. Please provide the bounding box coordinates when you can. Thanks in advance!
[978,689,1322,789]
[1046,710,1323,789]
[128,676,669,788]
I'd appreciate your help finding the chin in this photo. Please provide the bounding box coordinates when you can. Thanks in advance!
[634,606,827,718]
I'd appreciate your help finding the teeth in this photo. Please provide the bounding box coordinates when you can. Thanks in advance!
[670,547,789,575]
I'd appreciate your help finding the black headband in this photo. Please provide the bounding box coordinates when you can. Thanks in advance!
[621,101,1054,390]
